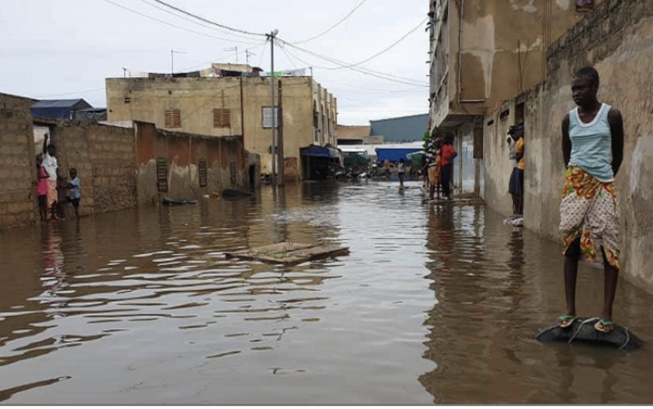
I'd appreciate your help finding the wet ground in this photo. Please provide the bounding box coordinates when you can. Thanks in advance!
[1,180,652,404]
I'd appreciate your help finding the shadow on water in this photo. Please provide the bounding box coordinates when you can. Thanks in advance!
[1,181,653,404]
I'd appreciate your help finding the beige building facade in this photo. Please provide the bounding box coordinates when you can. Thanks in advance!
[106,73,337,181]
[427,0,603,194]
[482,0,653,292]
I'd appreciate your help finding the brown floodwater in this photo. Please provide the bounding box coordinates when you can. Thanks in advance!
[0,180,652,404]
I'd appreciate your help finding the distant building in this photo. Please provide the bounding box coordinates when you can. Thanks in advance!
[369,114,428,143]
[336,125,382,145]
[30,99,92,120]
[106,67,337,181]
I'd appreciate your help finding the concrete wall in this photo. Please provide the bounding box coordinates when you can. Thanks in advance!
[38,119,138,216]
[483,0,653,292]
[106,76,336,181]
[0,93,37,229]
[135,122,253,205]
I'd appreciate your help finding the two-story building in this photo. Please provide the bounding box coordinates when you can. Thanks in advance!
[106,66,337,182]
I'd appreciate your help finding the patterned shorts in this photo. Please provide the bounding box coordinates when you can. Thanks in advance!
[559,166,620,269]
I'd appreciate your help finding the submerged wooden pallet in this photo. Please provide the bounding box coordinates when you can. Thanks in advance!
[225,242,350,265]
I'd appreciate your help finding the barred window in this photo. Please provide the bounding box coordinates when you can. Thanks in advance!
[156,158,168,192]
[198,158,208,187]
[164,109,181,128]
[213,109,231,128]
[262,106,279,129]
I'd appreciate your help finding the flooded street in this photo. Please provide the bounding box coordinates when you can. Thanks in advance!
[1,181,653,404]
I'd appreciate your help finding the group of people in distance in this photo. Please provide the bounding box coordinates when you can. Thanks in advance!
[36,135,80,221]
[423,134,457,200]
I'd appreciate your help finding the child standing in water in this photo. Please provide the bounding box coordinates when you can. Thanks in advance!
[397,158,406,188]
[68,168,80,219]
[36,154,49,222]
[557,66,624,333]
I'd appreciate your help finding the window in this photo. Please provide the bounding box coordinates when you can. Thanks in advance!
[164,109,181,128]
[213,108,231,128]
[262,106,279,129]
[198,158,208,187]
[156,158,168,193]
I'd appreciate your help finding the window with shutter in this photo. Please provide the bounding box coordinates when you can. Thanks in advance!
[198,158,208,187]
[164,109,181,128]
[156,158,168,192]
[213,109,231,128]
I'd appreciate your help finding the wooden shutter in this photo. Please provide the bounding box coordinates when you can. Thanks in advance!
[198,158,208,187]
[165,109,181,128]
[156,158,168,192]
[213,109,231,127]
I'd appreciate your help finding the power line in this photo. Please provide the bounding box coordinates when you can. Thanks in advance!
[292,0,367,44]
[281,41,427,87]
[324,18,427,70]
[151,0,266,38]
[135,0,262,45]
[101,0,260,44]
[35,88,105,98]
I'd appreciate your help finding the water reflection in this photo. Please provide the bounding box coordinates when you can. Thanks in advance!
[419,202,653,404]
[1,182,652,404]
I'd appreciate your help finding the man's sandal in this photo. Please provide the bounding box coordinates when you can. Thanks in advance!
[558,314,576,328]
[594,319,614,333]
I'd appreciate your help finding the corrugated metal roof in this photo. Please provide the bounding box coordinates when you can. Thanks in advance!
[31,99,91,109]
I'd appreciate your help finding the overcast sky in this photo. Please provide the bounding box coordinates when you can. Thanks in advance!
[0,0,429,125]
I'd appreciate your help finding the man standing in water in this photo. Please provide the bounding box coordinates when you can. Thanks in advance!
[557,66,624,333]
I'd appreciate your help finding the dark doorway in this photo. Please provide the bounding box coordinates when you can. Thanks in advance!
[249,165,256,191]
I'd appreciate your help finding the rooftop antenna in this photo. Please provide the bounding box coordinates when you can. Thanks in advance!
[245,49,256,65]
[171,49,186,74]
[224,46,238,64]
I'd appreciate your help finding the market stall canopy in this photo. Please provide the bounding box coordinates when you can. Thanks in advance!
[300,145,340,158]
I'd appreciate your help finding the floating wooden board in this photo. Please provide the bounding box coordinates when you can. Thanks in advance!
[225,242,349,265]
[536,317,643,351]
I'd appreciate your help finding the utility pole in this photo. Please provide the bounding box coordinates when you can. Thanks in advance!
[277,80,285,186]
[267,29,279,185]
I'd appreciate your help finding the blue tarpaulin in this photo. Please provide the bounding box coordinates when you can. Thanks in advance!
[300,145,340,158]
[375,147,422,162]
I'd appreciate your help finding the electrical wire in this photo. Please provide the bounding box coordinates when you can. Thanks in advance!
[325,18,427,70]
[101,0,260,44]
[151,0,266,38]
[135,0,263,45]
[35,88,105,98]
[281,41,427,87]
[292,0,367,44]
[280,39,427,86]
